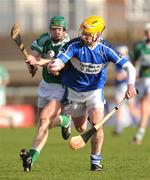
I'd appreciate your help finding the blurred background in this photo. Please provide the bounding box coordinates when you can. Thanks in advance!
[0,0,149,127]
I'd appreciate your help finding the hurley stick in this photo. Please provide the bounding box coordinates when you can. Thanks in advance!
[69,90,138,150]
[11,23,36,77]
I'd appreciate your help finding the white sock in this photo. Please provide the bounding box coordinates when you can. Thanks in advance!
[90,154,102,165]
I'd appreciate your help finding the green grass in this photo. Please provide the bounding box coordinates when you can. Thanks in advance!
[0,126,150,180]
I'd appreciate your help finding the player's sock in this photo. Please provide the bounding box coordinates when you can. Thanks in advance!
[29,148,40,164]
[59,114,71,128]
[90,154,102,166]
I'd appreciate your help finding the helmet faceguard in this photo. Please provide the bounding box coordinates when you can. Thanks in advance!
[79,15,105,45]
[49,16,67,30]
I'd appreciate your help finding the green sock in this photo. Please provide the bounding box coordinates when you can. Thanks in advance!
[29,148,40,164]
[59,115,70,128]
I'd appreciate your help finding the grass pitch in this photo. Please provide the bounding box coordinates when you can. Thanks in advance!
[0,126,150,180]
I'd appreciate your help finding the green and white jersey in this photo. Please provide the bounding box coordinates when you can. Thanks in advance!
[31,32,70,83]
[31,33,50,54]
[132,40,150,77]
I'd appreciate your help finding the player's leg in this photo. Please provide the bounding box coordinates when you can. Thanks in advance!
[19,99,55,171]
[34,83,71,144]
[113,83,129,134]
[32,100,62,149]
[62,88,104,171]
[114,98,124,134]
[133,78,150,144]
[36,107,43,125]
[86,88,105,171]
[40,99,71,139]
[127,98,141,123]
[88,107,104,171]
[20,95,46,171]
[20,102,71,171]
[35,88,52,126]
[71,109,104,172]
[67,102,87,133]
[20,83,68,171]
[20,99,63,171]
[72,115,87,132]
[133,94,150,144]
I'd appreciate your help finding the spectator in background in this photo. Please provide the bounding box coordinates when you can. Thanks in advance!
[0,65,10,106]
[132,22,150,144]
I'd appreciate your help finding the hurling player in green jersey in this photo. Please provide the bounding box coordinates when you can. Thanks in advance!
[20,16,71,172]
[132,22,150,144]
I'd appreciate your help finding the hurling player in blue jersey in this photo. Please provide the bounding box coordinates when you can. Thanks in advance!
[27,15,137,171]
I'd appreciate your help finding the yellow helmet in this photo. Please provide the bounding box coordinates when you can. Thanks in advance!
[80,15,105,36]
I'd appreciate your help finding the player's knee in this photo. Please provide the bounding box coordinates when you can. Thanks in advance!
[40,111,56,124]
[40,111,55,120]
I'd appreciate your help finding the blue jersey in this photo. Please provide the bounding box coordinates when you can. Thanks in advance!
[57,37,128,92]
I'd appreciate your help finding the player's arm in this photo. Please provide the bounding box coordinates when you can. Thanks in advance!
[26,55,53,66]
[47,58,65,73]
[47,42,74,73]
[27,33,50,69]
[26,50,39,75]
[130,42,142,78]
[106,44,137,99]
[122,61,137,99]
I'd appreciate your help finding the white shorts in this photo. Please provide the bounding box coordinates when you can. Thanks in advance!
[137,77,150,98]
[63,88,105,117]
[37,80,65,108]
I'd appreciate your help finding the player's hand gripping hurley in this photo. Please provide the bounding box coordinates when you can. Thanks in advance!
[11,23,36,77]
[69,91,138,150]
